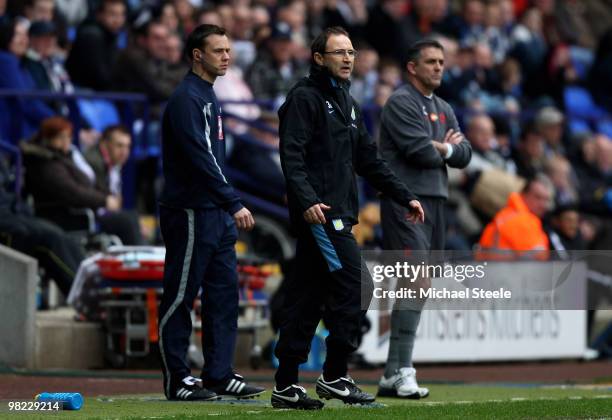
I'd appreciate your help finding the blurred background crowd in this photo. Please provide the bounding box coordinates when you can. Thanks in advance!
[0,0,611,301]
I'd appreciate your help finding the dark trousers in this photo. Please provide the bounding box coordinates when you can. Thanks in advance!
[380,196,446,251]
[98,210,143,245]
[0,212,84,295]
[274,221,373,386]
[380,196,446,353]
[158,206,238,396]
[38,207,143,245]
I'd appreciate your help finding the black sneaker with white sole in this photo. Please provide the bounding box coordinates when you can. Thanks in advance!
[206,373,265,399]
[168,376,219,401]
[271,384,325,410]
[316,375,376,405]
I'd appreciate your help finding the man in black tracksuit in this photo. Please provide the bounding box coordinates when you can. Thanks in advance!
[271,27,425,410]
[377,39,472,399]
[158,24,264,402]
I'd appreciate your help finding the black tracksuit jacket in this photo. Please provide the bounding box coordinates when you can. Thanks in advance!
[279,65,417,228]
[159,71,242,214]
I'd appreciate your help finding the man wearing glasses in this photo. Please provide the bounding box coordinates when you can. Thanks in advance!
[272,26,425,410]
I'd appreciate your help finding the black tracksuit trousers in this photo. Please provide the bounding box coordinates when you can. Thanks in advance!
[158,206,239,397]
[274,220,373,387]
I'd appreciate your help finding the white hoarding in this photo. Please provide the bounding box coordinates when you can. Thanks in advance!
[359,261,588,362]
[359,309,587,363]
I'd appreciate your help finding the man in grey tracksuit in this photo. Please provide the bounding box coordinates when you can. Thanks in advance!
[377,39,472,398]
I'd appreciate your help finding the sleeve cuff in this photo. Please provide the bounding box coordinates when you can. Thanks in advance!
[444,143,454,159]
[227,201,244,216]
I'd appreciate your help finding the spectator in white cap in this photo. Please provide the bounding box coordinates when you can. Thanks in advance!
[535,106,566,156]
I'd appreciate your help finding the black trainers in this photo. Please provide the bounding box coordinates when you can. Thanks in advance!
[315,375,375,404]
[169,376,219,401]
[271,384,325,410]
[206,373,265,399]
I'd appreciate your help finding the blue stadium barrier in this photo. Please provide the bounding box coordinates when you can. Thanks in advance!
[223,111,278,138]
[222,109,287,222]
[233,188,289,222]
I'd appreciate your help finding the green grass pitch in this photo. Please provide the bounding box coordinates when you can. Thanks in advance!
[2,384,611,419]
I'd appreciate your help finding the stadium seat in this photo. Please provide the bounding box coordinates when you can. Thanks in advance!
[596,120,612,138]
[66,26,77,43]
[564,86,606,121]
[77,98,120,132]
[568,117,592,135]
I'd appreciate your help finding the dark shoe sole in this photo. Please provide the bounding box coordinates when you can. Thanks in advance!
[217,389,265,399]
[271,397,324,410]
[168,395,221,402]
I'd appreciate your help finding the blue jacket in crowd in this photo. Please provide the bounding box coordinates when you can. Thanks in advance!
[0,51,54,143]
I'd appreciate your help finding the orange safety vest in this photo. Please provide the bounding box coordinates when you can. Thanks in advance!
[478,192,549,260]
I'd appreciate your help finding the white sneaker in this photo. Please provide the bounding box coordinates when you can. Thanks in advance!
[377,367,429,399]
[583,348,599,360]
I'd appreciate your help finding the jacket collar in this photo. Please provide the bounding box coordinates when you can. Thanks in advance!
[308,64,351,92]
[186,70,214,89]
[20,140,69,161]
[507,192,532,215]
[405,80,434,100]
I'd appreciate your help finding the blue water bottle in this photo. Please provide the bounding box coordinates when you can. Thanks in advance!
[35,393,83,410]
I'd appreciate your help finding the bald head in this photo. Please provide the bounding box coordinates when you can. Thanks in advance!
[594,134,612,173]
[467,114,495,152]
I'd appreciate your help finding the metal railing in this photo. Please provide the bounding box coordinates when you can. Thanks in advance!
[0,89,150,208]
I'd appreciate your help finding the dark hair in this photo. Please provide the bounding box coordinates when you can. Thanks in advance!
[101,124,130,141]
[0,19,16,51]
[491,114,511,137]
[97,0,126,13]
[405,39,444,65]
[594,27,612,62]
[519,119,539,141]
[310,26,349,62]
[136,18,166,38]
[551,202,579,218]
[196,6,219,22]
[184,24,226,62]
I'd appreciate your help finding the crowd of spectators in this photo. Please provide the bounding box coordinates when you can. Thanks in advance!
[0,0,611,300]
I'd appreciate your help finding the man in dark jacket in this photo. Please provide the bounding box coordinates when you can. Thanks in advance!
[20,117,141,245]
[245,22,307,106]
[112,19,178,118]
[0,152,84,296]
[377,39,472,399]
[157,24,264,402]
[271,26,424,410]
[65,0,125,90]
[84,124,131,196]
